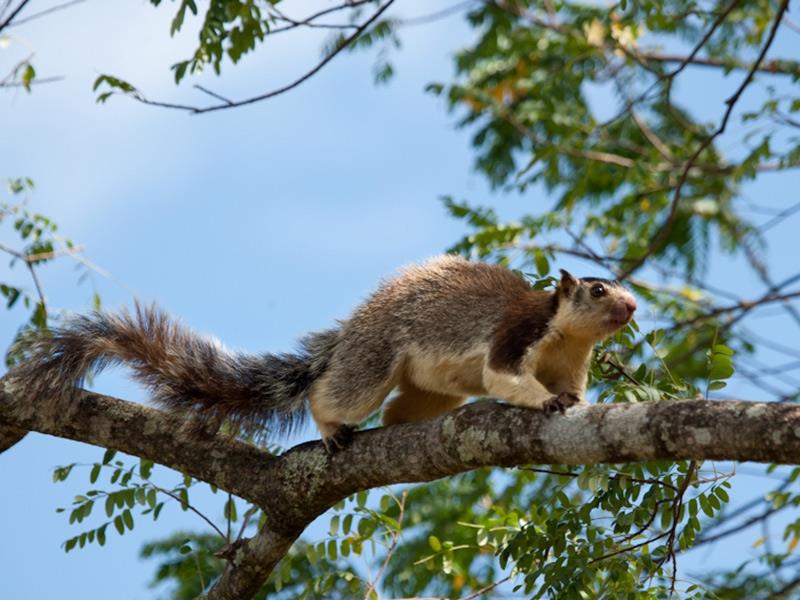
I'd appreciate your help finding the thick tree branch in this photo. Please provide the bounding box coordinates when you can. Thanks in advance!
[0,383,279,507]
[4,382,800,598]
[0,424,26,452]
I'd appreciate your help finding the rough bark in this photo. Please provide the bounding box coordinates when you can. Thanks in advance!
[2,380,800,598]
[0,424,26,453]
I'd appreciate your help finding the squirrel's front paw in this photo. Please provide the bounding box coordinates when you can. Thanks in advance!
[544,392,581,414]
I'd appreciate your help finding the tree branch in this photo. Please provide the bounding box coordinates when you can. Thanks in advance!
[3,0,85,27]
[132,0,396,114]
[638,52,800,77]
[4,382,800,598]
[0,0,30,33]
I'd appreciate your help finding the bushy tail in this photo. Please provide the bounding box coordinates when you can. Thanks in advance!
[6,304,339,438]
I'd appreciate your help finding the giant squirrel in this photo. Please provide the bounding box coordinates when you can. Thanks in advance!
[6,255,637,450]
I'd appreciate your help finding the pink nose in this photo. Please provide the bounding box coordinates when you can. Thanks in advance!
[611,295,637,322]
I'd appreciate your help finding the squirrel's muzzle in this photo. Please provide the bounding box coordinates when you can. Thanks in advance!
[609,293,637,326]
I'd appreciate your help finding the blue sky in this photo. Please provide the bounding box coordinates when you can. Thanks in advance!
[1,1,800,598]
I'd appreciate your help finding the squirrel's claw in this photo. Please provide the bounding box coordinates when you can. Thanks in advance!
[323,424,356,455]
[544,392,581,414]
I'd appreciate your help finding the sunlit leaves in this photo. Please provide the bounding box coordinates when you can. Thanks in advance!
[431,0,791,278]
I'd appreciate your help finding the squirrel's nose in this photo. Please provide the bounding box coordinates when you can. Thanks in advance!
[611,295,637,323]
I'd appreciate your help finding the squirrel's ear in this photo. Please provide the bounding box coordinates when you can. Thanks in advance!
[558,269,579,297]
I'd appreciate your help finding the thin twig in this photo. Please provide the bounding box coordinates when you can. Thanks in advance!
[461,574,513,600]
[235,505,260,542]
[0,0,30,32]
[194,552,208,599]
[5,0,85,27]
[132,0,396,114]
[265,0,373,35]
[676,290,800,328]
[759,201,800,233]
[590,530,671,564]
[0,242,46,309]
[154,485,227,540]
[24,261,46,309]
[363,489,408,600]
[520,466,679,492]
[398,0,477,27]
[0,76,64,88]
[658,460,698,596]
[193,84,233,105]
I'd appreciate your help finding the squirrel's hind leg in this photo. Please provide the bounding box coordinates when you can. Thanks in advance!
[309,366,399,450]
[382,376,465,426]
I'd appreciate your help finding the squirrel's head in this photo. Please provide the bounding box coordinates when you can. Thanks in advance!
[552,269,637,340]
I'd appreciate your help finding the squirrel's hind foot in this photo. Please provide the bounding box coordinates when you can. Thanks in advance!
[322,424,356,455]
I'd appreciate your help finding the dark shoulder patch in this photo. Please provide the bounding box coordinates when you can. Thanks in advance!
[488,291,558,373]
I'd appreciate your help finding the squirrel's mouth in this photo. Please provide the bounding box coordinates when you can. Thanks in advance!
[607,315,632,330]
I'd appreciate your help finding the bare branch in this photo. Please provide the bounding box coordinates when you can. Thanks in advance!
[4,0,85,27]
[692,502,792,548]
[0,241,47,309]
[638,52,800,77]
[398,0,477,27]
[0,0,30,33]
[265,0,374,35]
[363,489,407,599]
[193,84,234,106]
[0,76,64,88]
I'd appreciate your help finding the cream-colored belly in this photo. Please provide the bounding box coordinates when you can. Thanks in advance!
[405,346,487,397]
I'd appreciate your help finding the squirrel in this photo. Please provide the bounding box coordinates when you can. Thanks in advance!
[6,255,636,450]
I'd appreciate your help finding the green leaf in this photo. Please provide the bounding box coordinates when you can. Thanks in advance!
[224,497,237,522]
[139,459,154,480]
[21,63,35,92]
[105,494,115,518]
[122,509,134,530]
[343,514,353,535]
[102,449,116,465]
[329,515,340,536]
[534,249,550,277]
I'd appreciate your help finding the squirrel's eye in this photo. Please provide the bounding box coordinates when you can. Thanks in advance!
[590,284,606,298]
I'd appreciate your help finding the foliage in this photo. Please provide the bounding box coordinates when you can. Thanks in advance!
[92,0,401,108]
[0,178,92,366]
[55,451,404,599]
